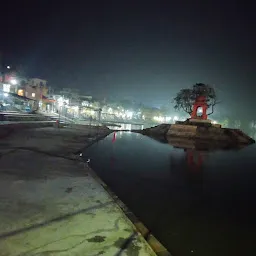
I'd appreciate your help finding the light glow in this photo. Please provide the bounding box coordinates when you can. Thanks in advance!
[126,111,133,119]
[17,89,24,96]
[58,97,64,107]
[153,116,165,122]
[3,84,10,93]
[10,79,17,85]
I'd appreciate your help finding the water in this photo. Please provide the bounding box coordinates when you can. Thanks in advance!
[84,132,256,256]
[106,123,153,130]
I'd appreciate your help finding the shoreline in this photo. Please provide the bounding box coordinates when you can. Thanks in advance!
[77,128,171,256]
[73,127,171,255]
[0,125,161,255]
[86,165,171,256]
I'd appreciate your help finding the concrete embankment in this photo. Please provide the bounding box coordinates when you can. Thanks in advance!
[0,126,157,256]
[136,123,255,146]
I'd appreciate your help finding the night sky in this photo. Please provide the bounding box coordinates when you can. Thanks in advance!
[1,1,255,117]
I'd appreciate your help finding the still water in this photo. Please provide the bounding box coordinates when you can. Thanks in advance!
[84,132,256,256]
[106,123,154,130]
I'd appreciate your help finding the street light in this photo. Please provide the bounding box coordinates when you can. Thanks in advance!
[6,66,10,69]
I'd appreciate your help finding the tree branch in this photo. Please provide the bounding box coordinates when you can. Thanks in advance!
[181,105,188,114]
[207,104,214,116]
[207,99,219,116]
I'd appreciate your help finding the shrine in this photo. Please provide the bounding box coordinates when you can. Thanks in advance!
[137,82,255,146]
[190,95,208,120]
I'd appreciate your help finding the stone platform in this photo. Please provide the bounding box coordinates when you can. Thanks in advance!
[136,120,255,146]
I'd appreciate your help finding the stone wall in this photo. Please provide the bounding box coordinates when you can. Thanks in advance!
[140,123,255,145]
[169,125,255,144]
[167,124,197,137]
[140,124,170,137]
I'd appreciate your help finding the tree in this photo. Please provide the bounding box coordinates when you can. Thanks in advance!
[173,88,194,114]
[173,83,218,115]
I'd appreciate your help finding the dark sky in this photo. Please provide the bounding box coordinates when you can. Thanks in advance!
[1,1,255,116]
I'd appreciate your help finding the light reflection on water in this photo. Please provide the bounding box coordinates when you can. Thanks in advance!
[107,123,153,130]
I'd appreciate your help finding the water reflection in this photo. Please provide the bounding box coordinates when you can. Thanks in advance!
[151,135,248,151]
[85,132,256,256]
[106,123,140,130]
[107,123,155,130]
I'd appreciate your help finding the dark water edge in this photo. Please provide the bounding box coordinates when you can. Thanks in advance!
[84,132,256,256]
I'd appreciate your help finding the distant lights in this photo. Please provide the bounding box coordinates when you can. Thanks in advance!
[153,116,164,122]
[153,116,173,123]
[126,111,133,119]
[57,97,69,107]
[57,97,64,107]
[3,83,10,93]
[73,106,79,111]
[10,79,17,85]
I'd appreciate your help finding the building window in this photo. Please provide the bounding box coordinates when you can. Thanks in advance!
[32,93,35,97]
[18,89,24,96]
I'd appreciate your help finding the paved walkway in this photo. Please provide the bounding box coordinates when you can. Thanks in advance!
[0,127,156,256]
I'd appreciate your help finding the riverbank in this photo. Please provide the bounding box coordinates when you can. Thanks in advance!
[0,126,156,255]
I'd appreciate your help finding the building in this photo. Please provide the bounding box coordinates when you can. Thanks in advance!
[16,78,55,111]
[20,78,48,100]
[0,71,27,94]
